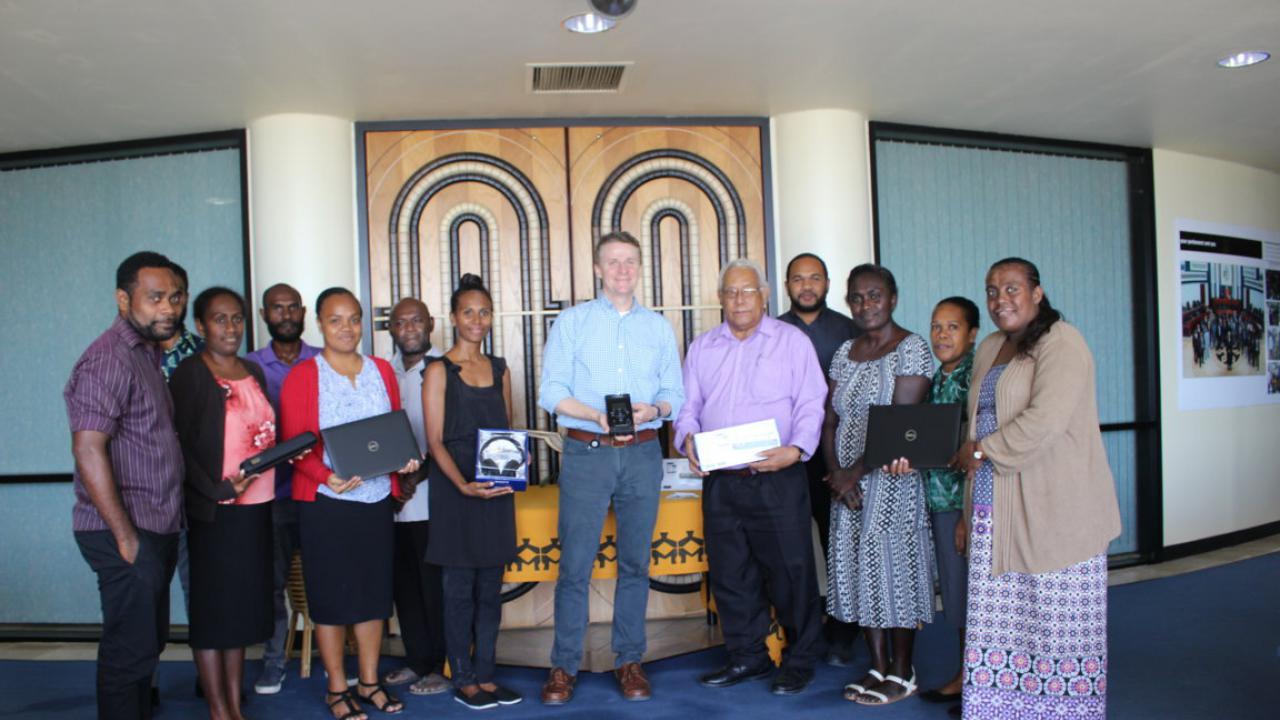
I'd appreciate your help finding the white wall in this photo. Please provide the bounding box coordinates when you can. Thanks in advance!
[771,110,874,309]
[247,113,358,348]
[1154,148,1280,545]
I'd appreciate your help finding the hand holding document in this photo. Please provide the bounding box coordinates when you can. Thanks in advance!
[693,419,781,473]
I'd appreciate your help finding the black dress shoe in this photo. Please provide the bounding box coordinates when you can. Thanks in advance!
[698,662,774,688]
[769,667,815,696]
[920,688,963,703]
[825,641,854,667]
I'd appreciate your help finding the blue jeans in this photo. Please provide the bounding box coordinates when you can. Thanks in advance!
[551,437,662,674]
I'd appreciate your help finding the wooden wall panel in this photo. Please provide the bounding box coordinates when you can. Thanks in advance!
[362,123,766,476]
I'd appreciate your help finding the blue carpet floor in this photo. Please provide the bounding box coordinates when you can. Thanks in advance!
[1,552,1276,719]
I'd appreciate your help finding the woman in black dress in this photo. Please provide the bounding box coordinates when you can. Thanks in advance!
[422,274,520,710]
[169,287,275,720]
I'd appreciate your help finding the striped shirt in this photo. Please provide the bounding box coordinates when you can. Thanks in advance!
[538,296,684,432]
[64,316,184,534]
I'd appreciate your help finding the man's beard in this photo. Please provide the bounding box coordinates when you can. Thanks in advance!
[129,316,177,343]
[395,335,432,357]
[790,295,827,314]
[267,320,303,343]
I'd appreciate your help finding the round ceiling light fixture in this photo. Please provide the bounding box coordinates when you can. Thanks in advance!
[563,12,616,34]
[1217,51,1270,68]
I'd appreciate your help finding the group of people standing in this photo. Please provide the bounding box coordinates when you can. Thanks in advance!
[65,252,519,720]
[65,235,1119,720]
[1187,301,1264,371]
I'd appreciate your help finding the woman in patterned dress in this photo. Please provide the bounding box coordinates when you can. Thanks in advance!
[823,264,936,706]
[951,258,1120,719]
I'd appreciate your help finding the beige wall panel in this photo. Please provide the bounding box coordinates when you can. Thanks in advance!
[567,125,766,306]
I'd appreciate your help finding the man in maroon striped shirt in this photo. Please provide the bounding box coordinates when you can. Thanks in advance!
[65,251,186,720]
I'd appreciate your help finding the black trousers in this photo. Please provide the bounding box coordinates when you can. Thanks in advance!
[75,529,178,720]
[392,520,446,676]
[704,464,824,671]
[440,565,504,687]
[803,452,832,557]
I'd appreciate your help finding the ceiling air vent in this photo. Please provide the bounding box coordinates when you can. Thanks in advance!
[527,62,632,93]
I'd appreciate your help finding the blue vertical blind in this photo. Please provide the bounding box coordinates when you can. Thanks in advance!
[0,146,244,624]
[874,140,1138,554]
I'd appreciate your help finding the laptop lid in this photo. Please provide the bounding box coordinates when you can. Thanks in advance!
[863,403,963,470]
[320,410,420,480]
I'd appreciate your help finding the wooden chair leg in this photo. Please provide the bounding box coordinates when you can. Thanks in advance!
[285,610,298,661]
[301,619,313,679]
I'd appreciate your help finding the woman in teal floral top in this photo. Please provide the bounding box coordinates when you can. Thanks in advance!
[919,296,979,706]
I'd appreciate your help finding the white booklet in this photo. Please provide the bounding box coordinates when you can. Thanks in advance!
[693,418,781,472]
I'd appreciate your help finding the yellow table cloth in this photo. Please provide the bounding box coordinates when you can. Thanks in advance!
[502,485,707,582]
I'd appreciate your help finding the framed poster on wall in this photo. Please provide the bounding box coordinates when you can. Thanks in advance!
[1175,218,1280,409]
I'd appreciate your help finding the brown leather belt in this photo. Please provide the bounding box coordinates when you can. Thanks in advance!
[565,428,658,447]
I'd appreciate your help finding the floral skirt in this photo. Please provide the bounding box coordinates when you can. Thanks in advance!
[961,499,1108,719]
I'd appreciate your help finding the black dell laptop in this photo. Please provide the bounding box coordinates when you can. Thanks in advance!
[863,403,963,470]
[321,410,421,479]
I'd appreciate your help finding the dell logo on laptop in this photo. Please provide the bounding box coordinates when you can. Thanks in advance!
[368,441,380,453]
[904,429,917,442]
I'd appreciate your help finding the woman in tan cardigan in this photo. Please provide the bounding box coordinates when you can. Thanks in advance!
[953,258,1120,719]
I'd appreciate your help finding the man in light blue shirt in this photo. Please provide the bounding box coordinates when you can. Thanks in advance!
[537,231,684,705]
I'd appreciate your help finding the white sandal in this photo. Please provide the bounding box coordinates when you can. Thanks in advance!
[843,669,885,700]
[855,671,917,706]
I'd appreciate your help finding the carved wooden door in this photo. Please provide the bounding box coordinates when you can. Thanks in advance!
[362,123,768,481]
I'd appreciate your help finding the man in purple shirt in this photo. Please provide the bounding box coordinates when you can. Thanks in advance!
[65,251,186,720]
[243,282,319,695]
[675,258,827,696]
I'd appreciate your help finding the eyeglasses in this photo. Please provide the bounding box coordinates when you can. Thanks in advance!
[719,287,763,300]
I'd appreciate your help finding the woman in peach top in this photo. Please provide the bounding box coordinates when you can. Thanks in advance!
[170,287,276,720]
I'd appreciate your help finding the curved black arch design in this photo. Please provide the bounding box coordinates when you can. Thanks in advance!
[447,213,491,293]
[590,149,748,264]
[447,212,494,355]
[648,208,697,347]
[388,152,559,316]
[387,153,563,476]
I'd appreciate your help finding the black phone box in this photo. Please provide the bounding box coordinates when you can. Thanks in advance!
[605,393,635,435]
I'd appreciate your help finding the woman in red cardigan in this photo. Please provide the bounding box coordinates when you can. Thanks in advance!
[280,287,420,719]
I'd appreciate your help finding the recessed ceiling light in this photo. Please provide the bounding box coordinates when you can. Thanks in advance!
[1217,51,1270,68]
[563,12,616,34]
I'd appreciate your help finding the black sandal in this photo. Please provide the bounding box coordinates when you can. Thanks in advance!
[357,681,404,714]
[326,689,366,720]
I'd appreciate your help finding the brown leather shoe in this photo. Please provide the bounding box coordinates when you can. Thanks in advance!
[614,662,652,701]
[541,667,576,705]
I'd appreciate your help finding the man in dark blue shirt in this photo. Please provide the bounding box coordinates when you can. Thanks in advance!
[777,252,861,665]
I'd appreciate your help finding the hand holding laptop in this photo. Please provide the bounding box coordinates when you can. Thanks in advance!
[325,457,421,495]
[226,471,260,496]
[325,473,363,494]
